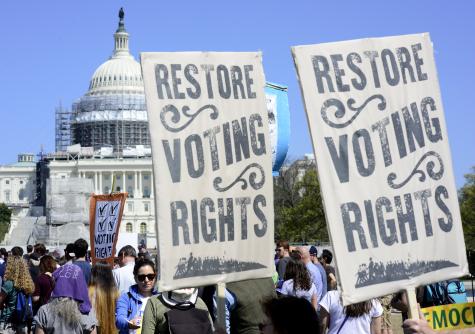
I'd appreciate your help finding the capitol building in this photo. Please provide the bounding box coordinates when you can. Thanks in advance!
[70,8,149,152]
[0,9,289,249]
[0,10,156,247]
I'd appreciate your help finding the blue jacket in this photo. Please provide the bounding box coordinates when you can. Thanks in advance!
[115,284,158,334]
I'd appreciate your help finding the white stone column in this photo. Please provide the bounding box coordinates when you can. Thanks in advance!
[99,172,103,194]
[134,171,138,197]
[122,171,126,193]
[12,178,17,203]
[150,174,154,198]
[138,171,143,198]
[94,172,98,193]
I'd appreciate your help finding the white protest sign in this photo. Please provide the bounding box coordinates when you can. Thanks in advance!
[89,193,127,265]
[141,52,274,291]
[292,33,468,304]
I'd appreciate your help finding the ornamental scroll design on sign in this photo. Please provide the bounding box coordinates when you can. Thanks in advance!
[213,163,265,192]
[320,94,386,129]
[160,104,219,132]
[387,151,444,189]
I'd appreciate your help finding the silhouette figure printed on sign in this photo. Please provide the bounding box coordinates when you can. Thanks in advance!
[355,257,458,287]
[174,253,266,279]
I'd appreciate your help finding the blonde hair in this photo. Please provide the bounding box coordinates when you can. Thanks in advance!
[89,263,119,334]
[4,256,35,295]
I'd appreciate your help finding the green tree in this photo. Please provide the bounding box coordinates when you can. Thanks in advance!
[460,167,475,250]
[274,161,328,243]
[0,203,12,243]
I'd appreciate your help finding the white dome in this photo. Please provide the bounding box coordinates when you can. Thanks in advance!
[86,14,144,96]
[87,56,144,95]
[70,8,151,153]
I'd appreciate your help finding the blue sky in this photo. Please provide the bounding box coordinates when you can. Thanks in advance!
[1,1,473,187]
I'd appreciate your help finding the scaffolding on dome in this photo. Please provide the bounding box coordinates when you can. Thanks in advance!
[55,104,72,152]
[74,93,146,112]
[70,93,150,152]
[71,120,150,152]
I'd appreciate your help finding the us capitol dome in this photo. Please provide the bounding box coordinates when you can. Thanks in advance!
[70,8,150,152]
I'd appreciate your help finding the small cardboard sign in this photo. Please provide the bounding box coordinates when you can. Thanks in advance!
[89,193,127,265]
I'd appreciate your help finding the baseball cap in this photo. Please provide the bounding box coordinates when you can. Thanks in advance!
[309,245,318,256]
[64,243,75,257]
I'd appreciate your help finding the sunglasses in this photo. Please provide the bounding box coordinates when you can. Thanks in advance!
[137,274,156,282]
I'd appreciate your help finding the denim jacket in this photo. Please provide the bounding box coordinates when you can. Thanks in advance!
[115,284,158,334]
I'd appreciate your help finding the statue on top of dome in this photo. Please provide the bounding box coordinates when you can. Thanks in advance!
[116,7,126,33]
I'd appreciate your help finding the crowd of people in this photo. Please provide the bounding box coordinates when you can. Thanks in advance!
[0,240,459,334]
[273,241,384,334]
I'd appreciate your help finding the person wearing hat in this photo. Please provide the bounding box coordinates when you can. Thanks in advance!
[63,243,76,265]
[34,263,97,333]
[141,287,213,334]
[309,246,327,299]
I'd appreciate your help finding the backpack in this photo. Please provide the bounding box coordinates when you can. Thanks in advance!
[12,290,33,324]
[423,282,450,306]
[160,295,213,334]
[446,280,467,304]
[423,280,467,307]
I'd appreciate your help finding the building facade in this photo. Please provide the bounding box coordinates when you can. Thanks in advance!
[46,154,155,240]
[2,9,290,248]
[0,154,37,226]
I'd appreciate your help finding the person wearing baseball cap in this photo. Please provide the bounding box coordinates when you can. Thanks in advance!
[64,243,76,264]
[309,246,327,299]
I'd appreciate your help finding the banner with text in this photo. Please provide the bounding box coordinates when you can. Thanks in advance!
[292,33,468,304]
[422,302,475,331]
[141,52,274,291]
[89,193,127,265]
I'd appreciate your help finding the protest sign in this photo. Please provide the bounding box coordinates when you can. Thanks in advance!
[292,33,468,304]
[89,193,127,265]
[141,52,274,291]
[265,82,290,176]
[422,302,475,331]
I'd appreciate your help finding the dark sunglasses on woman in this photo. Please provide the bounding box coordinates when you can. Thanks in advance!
[137,273,156,282]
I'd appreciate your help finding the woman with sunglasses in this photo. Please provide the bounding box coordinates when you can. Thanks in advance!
[115,258,158,334]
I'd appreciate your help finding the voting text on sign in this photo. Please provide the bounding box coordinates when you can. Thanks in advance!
[292,33,468,304]
[141,52,274,291]
[89,193,127,265]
